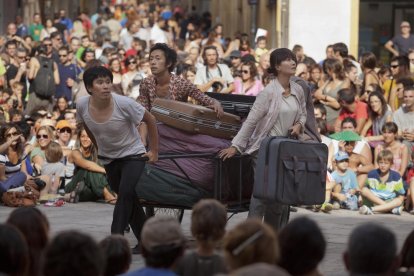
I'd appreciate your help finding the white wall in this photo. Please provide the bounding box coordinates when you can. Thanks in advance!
[289,0,353,62]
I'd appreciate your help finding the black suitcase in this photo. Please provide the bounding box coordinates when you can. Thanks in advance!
[253,137,328,205]
[205,92,256,118]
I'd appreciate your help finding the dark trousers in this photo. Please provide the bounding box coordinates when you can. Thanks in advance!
[104,158,147,241]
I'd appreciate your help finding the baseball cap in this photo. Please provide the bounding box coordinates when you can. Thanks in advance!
[141,216,185,251]
[335,151,349,162]
[56,120,71,130]
[230,50,241,58]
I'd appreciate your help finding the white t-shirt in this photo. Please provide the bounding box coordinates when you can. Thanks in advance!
[150,24,168,44]
[76,93,146,164]
[194,64,234,92]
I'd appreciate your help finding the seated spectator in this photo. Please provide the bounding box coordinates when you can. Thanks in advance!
[175,199,227,276]
[232,61,263,96]
[0,223,30,276]
[0,123,27,193]
[223,219,279,272]
[99,234,131,276]
[64,126,116,204]
[7,207,49,276]
[122,55,144,99]
[314,103,327,121]
[278,217,326,276]
[331,151,359,210]
[405,151,414,214]
[43,230,104,276]
[334,88,368,134]
[229,263,289,276]
[361,91,393,147]
[374,122,409,177]
[229,50,242,78]
[41,141,65,194]
[124,216,186,276]
[328,117,373,174]
[344,223,399,275]
[359,149,405,215]
[400,229,414,273]
[316,118,331,147]
[394,86,414,159]
[30,125,54,175]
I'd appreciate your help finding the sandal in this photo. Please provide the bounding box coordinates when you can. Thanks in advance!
[68,181,85,203]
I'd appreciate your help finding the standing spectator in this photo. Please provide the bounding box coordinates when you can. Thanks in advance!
[194,45,234,93]
[109,58,123,95]
[56,46,81,102]
[59,9,73,31]
[1,40,18,67]
[150,17,169,46]
[334,88,368,134]
[333,42,362,76]
[385,21,414,57]
[50,31,64,63]
[233,61,263,96]
[26,45,60,116]
[6,47,29,103]
[106,13,123,45]
[15,15,28,37]
[93,17,111,43]
[29,13,44,42]
[119,22,139,51]
[308,63,323,92]
[318,44,334,66]
[52,97,69,121]
[40,18,58,41]
[394,86,414,158]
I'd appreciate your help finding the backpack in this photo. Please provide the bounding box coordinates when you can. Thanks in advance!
[32,56,55,98]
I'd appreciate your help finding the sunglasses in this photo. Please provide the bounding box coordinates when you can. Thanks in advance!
[6,132,19,138]
[36,134,49,139]
[129,61,137,64]
[59,128,71,134]
[390,64,399,69]
[241,70,250,74]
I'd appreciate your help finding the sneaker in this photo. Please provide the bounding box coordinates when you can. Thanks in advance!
[320,202,333,213]
[359,205,373,215]
[311,205,320,212]
[391,206,403,215]
[332,201,340,210]
[410,209,414,215]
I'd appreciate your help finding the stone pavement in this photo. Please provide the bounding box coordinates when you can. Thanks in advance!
[0,202,413,275]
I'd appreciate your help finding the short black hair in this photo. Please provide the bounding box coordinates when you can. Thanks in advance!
[341,117,357,128]
[83,66,113,95]
[268,48,297,76]
[338,88,356,105]
[333,42,348,58]
[279,217,326,275]
[150,43,177,72]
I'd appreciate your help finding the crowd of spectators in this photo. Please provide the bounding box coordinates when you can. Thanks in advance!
[2,201,414,276]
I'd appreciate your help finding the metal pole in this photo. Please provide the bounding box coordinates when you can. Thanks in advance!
[251,3,257,45]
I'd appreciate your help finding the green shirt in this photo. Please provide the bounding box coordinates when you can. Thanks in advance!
[29,24,44,41]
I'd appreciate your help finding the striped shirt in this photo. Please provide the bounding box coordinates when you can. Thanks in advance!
[365,169,405,201]
[0,154,23,178]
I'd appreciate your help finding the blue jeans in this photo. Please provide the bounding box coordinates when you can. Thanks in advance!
[104,157,147,241]
[0,172,27,193]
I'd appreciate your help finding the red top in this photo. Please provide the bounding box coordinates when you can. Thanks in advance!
[338,100,368,121]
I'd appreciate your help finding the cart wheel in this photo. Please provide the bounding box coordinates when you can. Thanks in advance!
[145,207,184,223]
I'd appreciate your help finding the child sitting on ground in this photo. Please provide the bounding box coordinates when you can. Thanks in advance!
[331,151,359,210]
[359,149,405,215]
[174,199,228,276]
[41,141,65,195]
